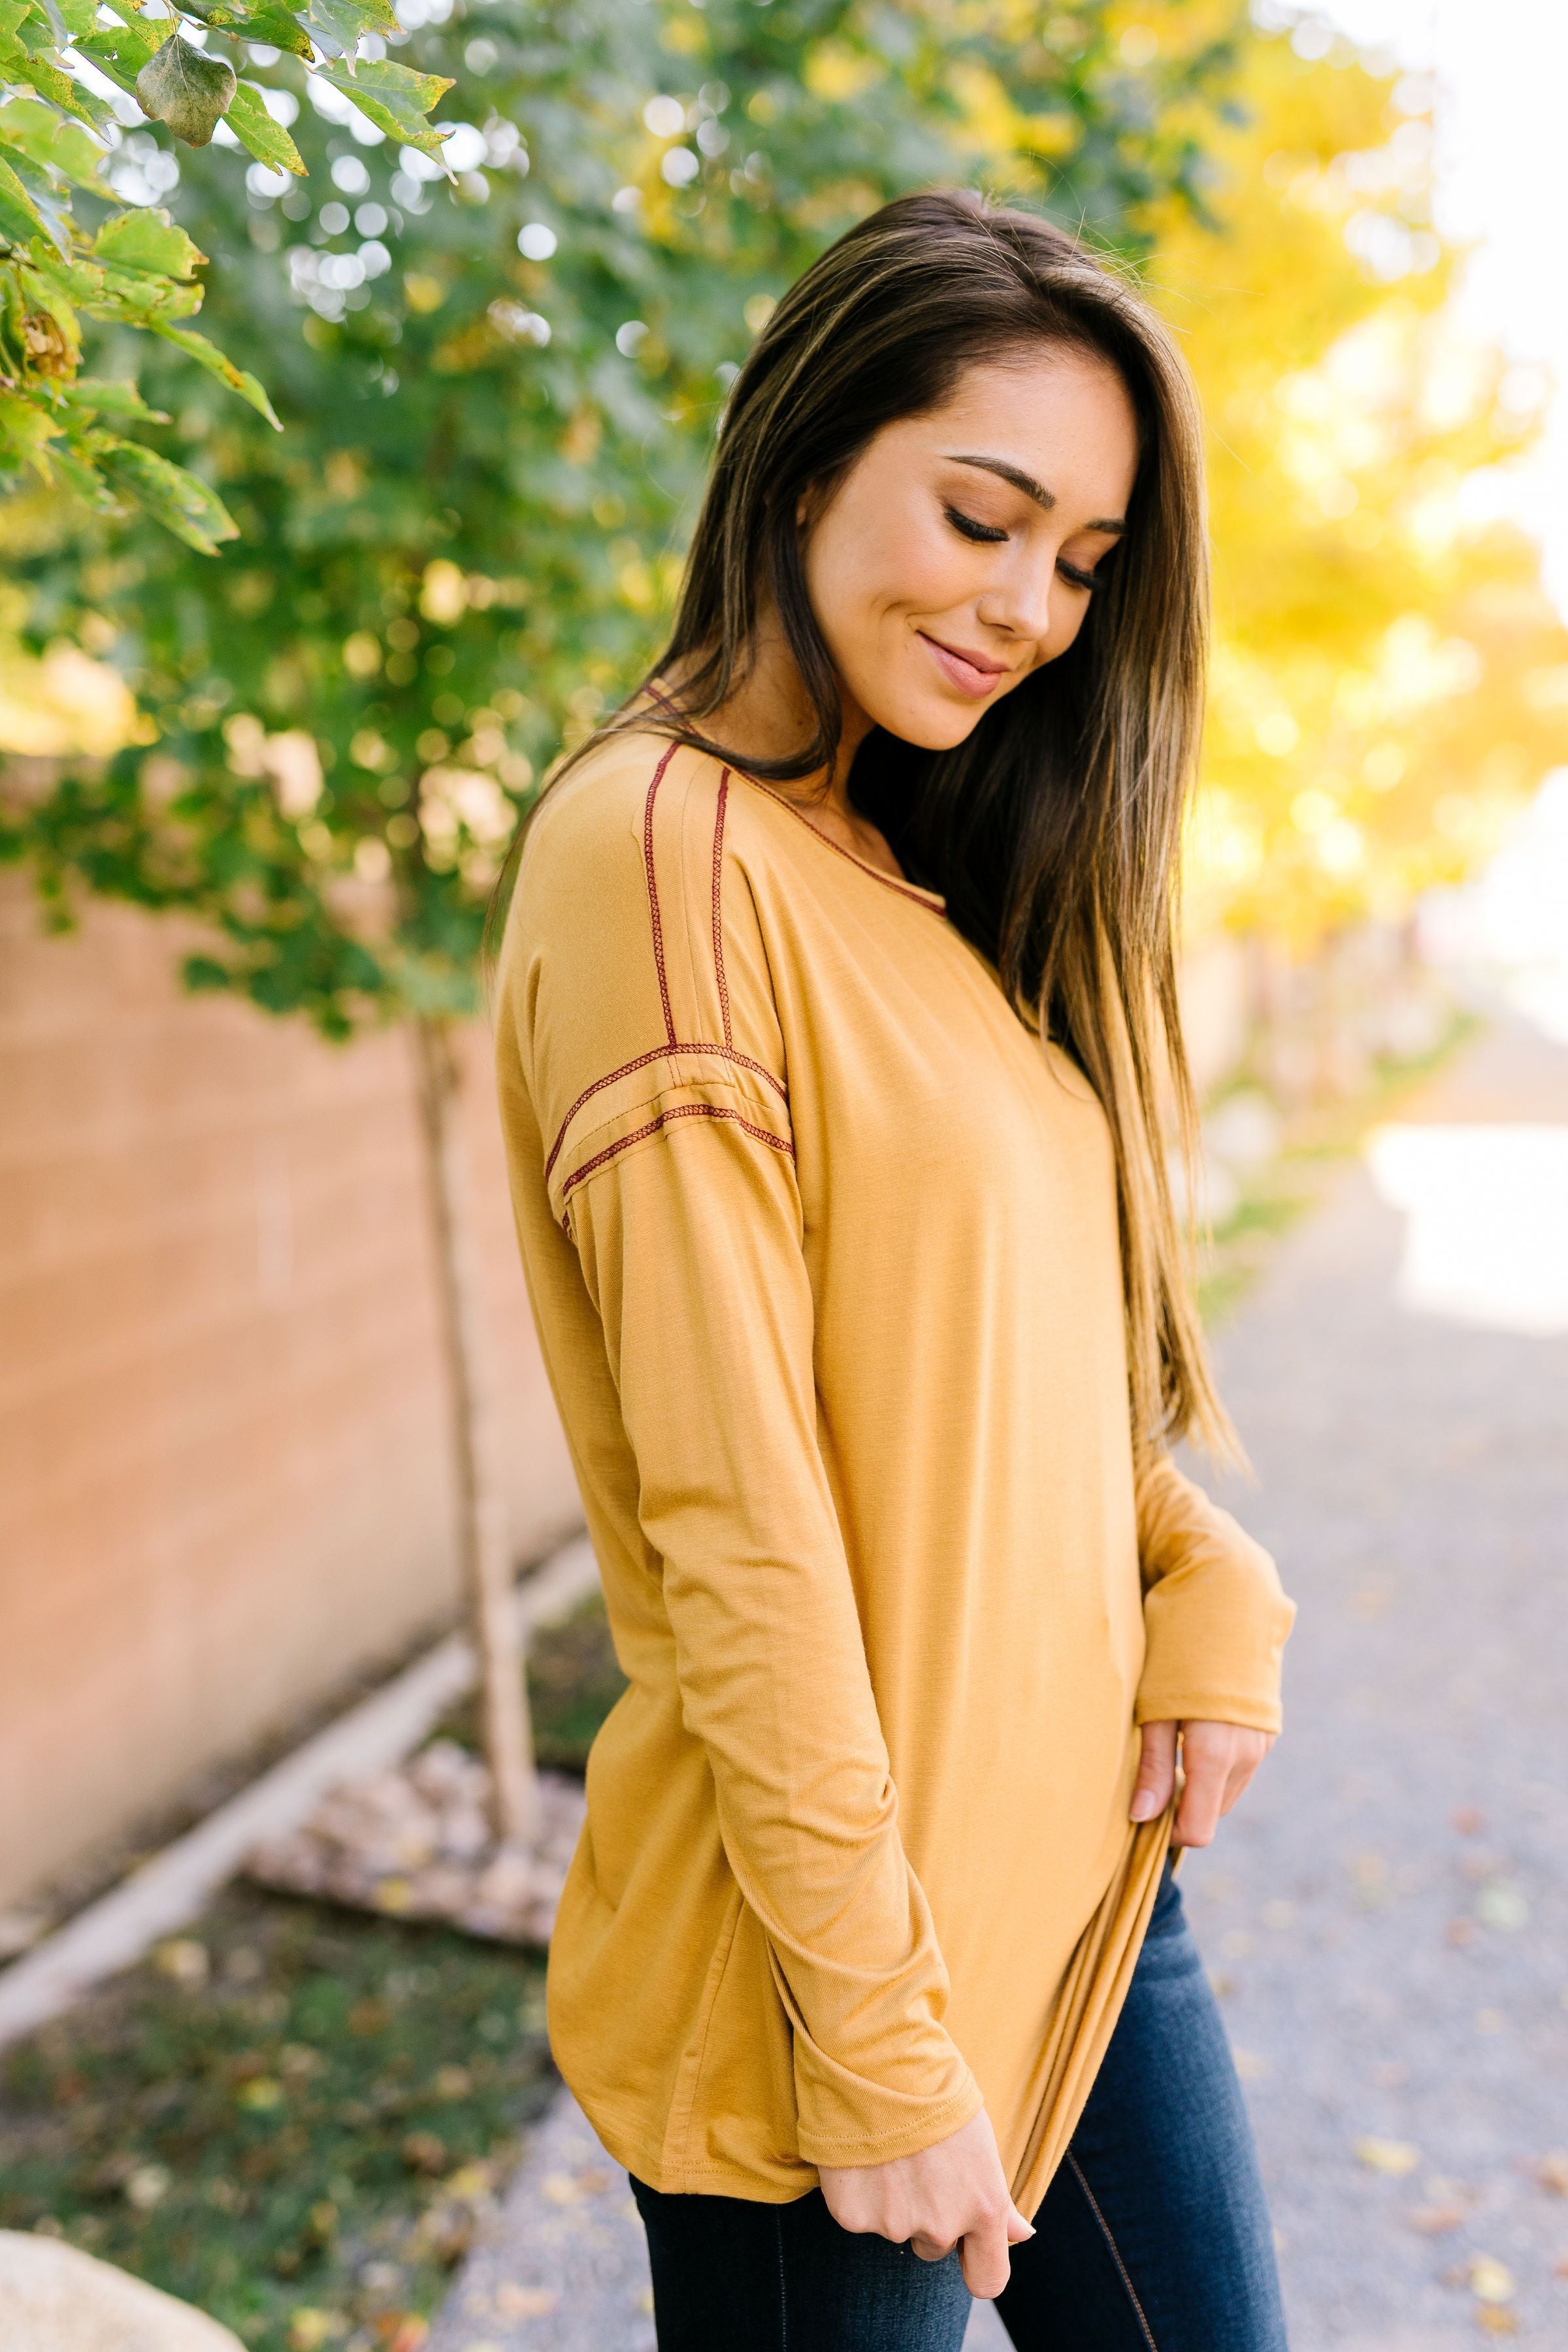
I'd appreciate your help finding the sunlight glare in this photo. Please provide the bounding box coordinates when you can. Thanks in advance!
[1366,1123,1568,1335]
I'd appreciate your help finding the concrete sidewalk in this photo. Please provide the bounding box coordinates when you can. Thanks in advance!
[432,1016,1568,2350]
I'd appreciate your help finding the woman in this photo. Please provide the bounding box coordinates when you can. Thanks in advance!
[493,190,1298,2349]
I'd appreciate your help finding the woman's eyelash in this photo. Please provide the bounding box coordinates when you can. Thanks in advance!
[943,503,1102,590]
[943,504,1007,544]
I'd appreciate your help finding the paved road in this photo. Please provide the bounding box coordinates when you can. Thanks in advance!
[434,1016,1568,2351]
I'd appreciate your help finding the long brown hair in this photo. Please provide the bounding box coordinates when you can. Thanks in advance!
[513,188,1230,1458]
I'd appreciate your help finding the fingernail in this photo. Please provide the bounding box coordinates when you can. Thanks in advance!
[1129,1789,1160,1820]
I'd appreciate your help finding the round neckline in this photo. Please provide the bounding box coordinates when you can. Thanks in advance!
[733,770,947,913]
[637,681,945,913]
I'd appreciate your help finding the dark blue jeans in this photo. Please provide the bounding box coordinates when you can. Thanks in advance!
[630,1856,1288,2349]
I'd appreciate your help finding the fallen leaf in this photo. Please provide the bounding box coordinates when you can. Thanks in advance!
[1452,1806,1486,1837]
[1475,1884,1529,1933]
[1446,1919,1477,1948]
[1475,2311,1517,2336]
[151,1938,210,1987]
[1467,2255,1514,2304]
[1355,2136,1421,2177]
[400,2131,448,2175]
[1233,2049,1269,2081]
[443,2163,493,2200]
[287,2314,344,2352]
[495,2284,558,2317]
[236,2076,284,2112]
[1408,2204,1467,2235]
[1536,2151,1568,2195]
[536,2164,612,2205]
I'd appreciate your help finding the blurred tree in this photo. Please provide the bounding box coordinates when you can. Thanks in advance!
[0,0,446,542]
[1147,10,1568,945]
[1,0,1252,1844]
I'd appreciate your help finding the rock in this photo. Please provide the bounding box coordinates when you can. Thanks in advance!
[246,1753,585,1947]
[0,2232,244,2352]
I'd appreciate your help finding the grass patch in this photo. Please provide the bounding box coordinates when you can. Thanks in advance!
[0,1594,633,2350]
[0,1879,554,2348]
[438,1593,628,1776]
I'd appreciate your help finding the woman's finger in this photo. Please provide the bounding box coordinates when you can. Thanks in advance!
[958,2208,1015,2300]
[1172,1727,1229,1846]
[1129,1717,1178,1822]
[910,2230,955,2264]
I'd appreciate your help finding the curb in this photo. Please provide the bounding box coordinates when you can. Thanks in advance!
[0,1535,598,2050]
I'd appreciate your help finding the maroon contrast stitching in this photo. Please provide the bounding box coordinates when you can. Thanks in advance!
[641,683,944,913]
[1066,2155,1160,2351]
[643,740,679,1047]
[559,1102,795,1230]
[712,767,732,1051]
[542,1043,788,1184]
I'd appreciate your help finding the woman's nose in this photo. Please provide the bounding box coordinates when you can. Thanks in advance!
[977,553,1056,644]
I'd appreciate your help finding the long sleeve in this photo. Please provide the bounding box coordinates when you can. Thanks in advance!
[507,747,981,2166]
[1134,1454,1297,1733]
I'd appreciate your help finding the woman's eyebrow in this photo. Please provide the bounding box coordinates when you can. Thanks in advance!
[945,452,1126,535]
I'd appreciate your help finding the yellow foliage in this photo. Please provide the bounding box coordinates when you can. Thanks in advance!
[1142,20,1568,941]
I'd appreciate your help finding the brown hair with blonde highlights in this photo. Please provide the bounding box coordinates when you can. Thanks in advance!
[510,188,1231,1458]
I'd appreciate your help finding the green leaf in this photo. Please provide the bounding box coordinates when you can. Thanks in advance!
[319,56,451,155]
[0,97,106,187]
[0,149,44,244]
[74,12,163,90]
[150,320,280,427]
[179,0,314,50]
[52,373,168,419]
[91,431,238,553]
[135,32,237,147]
[9,50,102,122]
[93,206,206,280]
[235,1,314,53]
[302,0,394,59]
[0,384,63,472]
[221,79,304,173]
[54,0,97,36]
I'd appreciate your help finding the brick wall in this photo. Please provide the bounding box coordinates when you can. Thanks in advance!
[0,875,580,1914]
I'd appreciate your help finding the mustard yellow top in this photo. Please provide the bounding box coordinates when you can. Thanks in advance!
[493,728,1296,2214]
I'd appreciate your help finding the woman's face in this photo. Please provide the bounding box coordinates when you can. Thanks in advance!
[801,349,1141,749]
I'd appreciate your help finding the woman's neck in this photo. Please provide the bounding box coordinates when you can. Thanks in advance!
[656,623,906,883]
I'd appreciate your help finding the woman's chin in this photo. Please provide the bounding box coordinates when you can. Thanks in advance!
[865,691,995,752]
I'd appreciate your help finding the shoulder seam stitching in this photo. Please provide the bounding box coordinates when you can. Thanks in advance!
[546,750,785,1187]
[643,740,679,1047]
[544,1044,787,1185]
[711,766,732,1051]
[559,1100,795,1232]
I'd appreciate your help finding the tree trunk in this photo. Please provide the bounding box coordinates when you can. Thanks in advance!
[413,1013,539,1846]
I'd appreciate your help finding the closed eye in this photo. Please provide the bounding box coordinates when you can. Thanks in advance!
[1057,558,1100,591]
[943,504,1007,546]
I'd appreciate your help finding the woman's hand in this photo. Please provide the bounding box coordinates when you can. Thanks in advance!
[818,2105,1035,2298]
[1130,1718,1275,1846]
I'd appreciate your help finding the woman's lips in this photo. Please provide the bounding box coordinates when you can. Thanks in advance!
[918,632,1010,700]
